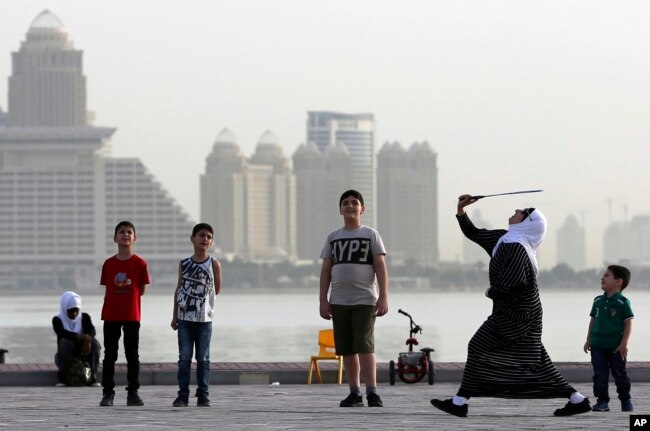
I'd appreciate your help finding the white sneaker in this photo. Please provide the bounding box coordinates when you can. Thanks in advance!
[55,382,66,387]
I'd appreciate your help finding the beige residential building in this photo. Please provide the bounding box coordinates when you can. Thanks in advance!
[201,130,296,261]
[376,141,438,267]
[556,214,586,271]
[292,141,353,260]
[604,215,650,267]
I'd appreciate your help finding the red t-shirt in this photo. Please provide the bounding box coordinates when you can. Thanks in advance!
[100,254,150,321]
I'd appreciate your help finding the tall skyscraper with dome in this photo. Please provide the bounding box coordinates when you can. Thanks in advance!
[0,10,194,289]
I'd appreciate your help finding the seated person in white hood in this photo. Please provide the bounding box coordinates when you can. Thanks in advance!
[52,291,101,386]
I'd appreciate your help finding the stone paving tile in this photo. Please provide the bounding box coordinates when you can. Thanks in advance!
[0,383,646,431]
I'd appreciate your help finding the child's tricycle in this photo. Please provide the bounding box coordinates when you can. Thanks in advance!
[389,309,435,385]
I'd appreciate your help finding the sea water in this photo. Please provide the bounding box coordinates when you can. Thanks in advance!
[1,289,648,364]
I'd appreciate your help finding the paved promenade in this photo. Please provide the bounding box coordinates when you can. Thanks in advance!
[1,362,649,430]
[1,382,647,430]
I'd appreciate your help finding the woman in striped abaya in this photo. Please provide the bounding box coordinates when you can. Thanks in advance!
[431,194,592,417]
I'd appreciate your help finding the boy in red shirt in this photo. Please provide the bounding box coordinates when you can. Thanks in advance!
[99,221,151,407]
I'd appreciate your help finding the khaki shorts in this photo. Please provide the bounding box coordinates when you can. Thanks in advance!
[331,304,376,356]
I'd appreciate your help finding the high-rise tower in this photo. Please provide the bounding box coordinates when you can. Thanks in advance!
[0,10,194,290]
[376,141,438,267]
[556,215,586,270]
[292,141,352,260]
[604,215,650,266]
[8,10,87,127]
[201,129,296,261]
[306,111,375,226]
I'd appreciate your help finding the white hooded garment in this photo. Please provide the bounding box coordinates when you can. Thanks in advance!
[492,208,547,275]
[57,291,83,334]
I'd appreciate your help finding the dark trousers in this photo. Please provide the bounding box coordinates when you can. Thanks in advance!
[55,337,101,384]
[102,321,141,394]
[591,346,631,402]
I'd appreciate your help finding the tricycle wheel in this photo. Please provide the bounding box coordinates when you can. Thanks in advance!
[398,368,425,384]
[428,360,434,385]
[389,360,396,385]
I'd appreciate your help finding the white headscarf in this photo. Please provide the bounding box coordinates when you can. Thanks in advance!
[57,291,83,334]
[492,208,547,275]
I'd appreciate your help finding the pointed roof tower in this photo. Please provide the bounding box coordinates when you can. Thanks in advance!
[8,10,85,126]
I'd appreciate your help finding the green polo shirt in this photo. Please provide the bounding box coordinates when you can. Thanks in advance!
[589,292,634,350]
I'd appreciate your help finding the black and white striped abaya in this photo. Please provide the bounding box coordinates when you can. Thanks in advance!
[456,213,575,399]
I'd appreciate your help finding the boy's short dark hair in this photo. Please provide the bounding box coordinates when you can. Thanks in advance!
[114,221,136,236]
[339,189,364,207]
[192,223,214,237]
[608,264,631,290]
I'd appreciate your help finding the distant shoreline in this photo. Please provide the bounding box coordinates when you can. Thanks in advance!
[0,286,325,297]
[3,285,642,297]
[0,285,483,296]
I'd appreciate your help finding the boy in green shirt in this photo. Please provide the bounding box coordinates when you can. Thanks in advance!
[583,264,634,412]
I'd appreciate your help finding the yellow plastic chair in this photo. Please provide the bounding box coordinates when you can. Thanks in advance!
[307,329,343,384]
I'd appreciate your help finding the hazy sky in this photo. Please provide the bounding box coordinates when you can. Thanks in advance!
[1,1,648,269]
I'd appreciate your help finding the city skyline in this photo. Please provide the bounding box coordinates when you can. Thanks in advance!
[1,2,649,269]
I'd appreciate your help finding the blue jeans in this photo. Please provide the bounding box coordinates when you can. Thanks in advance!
[591,346,631,402]
[177,320,212,397]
